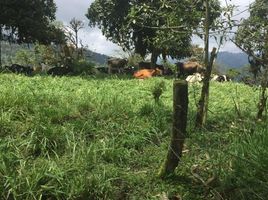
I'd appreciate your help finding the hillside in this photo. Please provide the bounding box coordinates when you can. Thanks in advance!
[1,42,248,69]
[84,49,108,65]
[87,50,249,70]
[0,42,109,66]
[0,73,267,200]
[216,51,248,69]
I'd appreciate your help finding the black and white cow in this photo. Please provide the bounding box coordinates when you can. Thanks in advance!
[211,75,231,82]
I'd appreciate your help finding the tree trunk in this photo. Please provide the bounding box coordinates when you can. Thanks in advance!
[151,49,158,68]
[159,80,188,178]
[204,0,209,75]
[256,67,268,120]
[134,33,147,58]
[195,47,217,128]
[75,30,78,51]
[195,0,210,128]
[0,26,2,67]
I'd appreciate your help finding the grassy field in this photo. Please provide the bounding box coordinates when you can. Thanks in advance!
[0,73,267,200]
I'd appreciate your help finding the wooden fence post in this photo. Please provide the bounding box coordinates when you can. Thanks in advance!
[159,80,188,178]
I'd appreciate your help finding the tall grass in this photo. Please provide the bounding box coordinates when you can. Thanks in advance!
[0,73,266,199]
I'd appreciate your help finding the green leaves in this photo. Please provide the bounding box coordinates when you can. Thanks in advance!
[0,0,60,44]
[86,0,222,59]
[235,0,268,55]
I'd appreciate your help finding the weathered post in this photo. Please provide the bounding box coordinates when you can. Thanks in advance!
[159,80,188,177]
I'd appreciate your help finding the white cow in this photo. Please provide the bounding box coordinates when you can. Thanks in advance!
[186,73,203,83]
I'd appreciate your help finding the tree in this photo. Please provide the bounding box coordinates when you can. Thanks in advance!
[0,0,62,66]
[68,18,84,51]
[86,0,220,64]
[235,0,268,119]
[126,1,202,64]
[195,0,235,128]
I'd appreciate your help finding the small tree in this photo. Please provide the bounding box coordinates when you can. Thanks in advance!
[195,0,235,128]
[68,18,84,51]
[0,0,65,66]
[235,0,268,120]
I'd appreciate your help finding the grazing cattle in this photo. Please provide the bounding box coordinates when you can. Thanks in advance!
[47,67,72,76]
[211,75,231,82]
[186,73,203,83]
[176,61,205,77]
[6,64,33,76]
[107,57,128,74]
[133,68,162,79]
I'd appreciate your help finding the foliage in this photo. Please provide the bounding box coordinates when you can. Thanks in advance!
[34,44,59,66]
[162,60,176,72]
[14,49,35,66]
[0,0,63,44]
[72,59,95,75]
[86,1,131,51]
[12,44,61,68]
[235,0,268,71]
[226,68,241,80]
[152,80,166,103]
[127,53,143,68]
[0,74,266,199]
[67,18,85,50]
[235,0,268,119]
[86,0,222,60]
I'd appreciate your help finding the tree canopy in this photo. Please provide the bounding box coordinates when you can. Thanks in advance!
[235,0,268,119]
[86,0,221,61]
[235,0,268,66]
[0,0,64,44]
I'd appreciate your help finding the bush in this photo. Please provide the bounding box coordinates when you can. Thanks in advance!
[127,53,143,68]
[72,59,95,75]
[14,49,35,66]
[152,80,166,103]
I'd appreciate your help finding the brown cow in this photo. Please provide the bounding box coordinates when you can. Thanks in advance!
[176,61,205,78]
[133,68,162,79]
[107,57,128,74]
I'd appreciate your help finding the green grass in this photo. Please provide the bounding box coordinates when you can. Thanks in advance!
[0,73,267,199]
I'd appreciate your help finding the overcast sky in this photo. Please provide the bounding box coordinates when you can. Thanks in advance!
[54,0,254,56]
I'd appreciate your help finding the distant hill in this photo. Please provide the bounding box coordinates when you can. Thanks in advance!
[216,51,248,69]
[84,49,108,66]
[87,50,250,69]
[1,42,249,69]
[0,42,109,66]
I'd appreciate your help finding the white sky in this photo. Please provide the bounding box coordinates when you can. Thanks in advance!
[54,0,254,56]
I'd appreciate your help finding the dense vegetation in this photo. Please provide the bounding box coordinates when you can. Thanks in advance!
[0,73,267,199]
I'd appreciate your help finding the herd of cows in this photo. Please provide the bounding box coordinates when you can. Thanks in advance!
[0,57,231,83]
[107,57,231,83]
[1,63,71,76]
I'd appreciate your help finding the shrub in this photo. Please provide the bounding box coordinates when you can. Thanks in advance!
[14,49,35,66]
[152,80,166,103]
[72,59,95,75]
[127,53,143,68]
